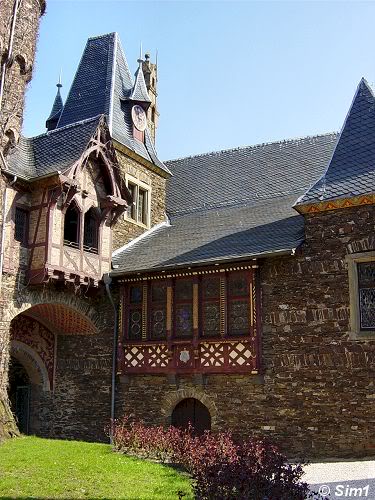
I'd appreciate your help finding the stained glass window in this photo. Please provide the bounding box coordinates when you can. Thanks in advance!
[150,282,167,339]
[128,285,143,340]
[175,280,193,337]
[201,277,220,336]
[227,273,250,336]
[358,262,375,330]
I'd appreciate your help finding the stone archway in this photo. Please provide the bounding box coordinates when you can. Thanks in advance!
[171,398,211,435]
[162,388,218,429]
[4,289,102,333]
[2,290,103,438]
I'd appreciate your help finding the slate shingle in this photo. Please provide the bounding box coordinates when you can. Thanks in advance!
[7,116,101,180]
[296,78,375,206]
[113,133,338,274]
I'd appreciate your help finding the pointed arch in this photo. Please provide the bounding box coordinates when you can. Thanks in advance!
[63,199,81,248]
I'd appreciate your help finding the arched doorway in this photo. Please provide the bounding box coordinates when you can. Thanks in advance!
[8,356,31,434]
[171,398,211,435]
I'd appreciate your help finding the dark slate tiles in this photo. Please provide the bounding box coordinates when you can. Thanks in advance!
[113,195,304,273]
[297,79,375,205]
[7,116,100,180]
[55,32,169,175]
[165,133,338,217]
[113,134,339,273]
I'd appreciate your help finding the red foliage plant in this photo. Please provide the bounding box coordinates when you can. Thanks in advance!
[111,416,318,499]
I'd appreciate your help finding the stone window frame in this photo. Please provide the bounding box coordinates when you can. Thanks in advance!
[346,251,375,339]
[124,174,151,229]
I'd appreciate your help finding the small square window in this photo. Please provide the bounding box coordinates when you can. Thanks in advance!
[125,178,150,227]
[346,252,375,338]
[14,207,28,246]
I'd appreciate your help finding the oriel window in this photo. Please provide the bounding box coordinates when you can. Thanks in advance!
[174,279,193,338]
[127,285,143,340]
[149,282,167,340]
[64,203,80,248]
[83,208,99,254]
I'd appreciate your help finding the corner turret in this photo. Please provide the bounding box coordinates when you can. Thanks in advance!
[46,80,63,131]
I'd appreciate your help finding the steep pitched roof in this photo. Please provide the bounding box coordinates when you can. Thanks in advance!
[56,33,169,175]
[113,133,338,274]
[46,83,64,130]
[296,78,375,206]
[129,62,152,104]
[7,116,101,180]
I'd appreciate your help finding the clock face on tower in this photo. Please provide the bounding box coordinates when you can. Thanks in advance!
[131,105,147,132]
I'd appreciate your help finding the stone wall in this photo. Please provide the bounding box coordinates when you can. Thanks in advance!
[0,0,45,154]
[112,148,167,249]
[115,204,375,458]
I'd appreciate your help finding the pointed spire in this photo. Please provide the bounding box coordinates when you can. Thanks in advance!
[295,77,375,207]
[129,56,151,106]
[46,77,64,131]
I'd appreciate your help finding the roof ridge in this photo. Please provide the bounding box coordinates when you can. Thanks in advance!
[87,32,117,42]
[27,115,102,140]
[165,131,338,164]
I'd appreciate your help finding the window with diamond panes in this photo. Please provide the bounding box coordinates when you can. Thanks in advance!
[201,276,220,337]
[174,279,193,337]
[227,272,250,336]
[358,262,375,331]
[149,282,167,340]
[127,285,143,340]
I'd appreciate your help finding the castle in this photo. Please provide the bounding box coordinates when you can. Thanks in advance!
[0,1,374,458]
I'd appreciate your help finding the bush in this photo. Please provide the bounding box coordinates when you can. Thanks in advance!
[111,416,317,499]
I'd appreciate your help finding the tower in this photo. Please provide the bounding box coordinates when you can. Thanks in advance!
[142,53,159,145]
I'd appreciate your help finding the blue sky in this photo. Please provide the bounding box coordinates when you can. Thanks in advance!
[24,0,375,160]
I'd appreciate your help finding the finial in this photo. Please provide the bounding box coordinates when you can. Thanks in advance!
[57,68,62,88]
[137,42,144,65]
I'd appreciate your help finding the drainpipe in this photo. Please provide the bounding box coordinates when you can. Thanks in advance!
[0,171,17,293]
[103,273,118,445]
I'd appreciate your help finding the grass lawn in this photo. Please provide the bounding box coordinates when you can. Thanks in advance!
[0,436,193,499]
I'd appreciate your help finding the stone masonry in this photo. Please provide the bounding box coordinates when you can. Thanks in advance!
[115,204,375,458]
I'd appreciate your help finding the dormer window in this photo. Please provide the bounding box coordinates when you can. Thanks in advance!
[83,208,99,254]
[64,203,80,248]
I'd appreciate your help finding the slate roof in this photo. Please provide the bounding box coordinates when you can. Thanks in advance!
[112,133,338,274]
[129,63,152,103]
[296,78,375,206]
[56,33,169,175]
[46,83,63,129]
[6,116,101,180]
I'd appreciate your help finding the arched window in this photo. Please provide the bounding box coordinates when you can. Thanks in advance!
[83,208,99,253]
[64,203,80,248]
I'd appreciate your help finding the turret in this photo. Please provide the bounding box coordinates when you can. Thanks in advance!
[46,79,63,131]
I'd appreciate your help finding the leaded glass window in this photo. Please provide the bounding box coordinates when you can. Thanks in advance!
[358,262,375,330]
[201,277,220,336]
[150,282,167,339]
[128,285,143,340]
[175,279,193,337]
[227,273,250,336]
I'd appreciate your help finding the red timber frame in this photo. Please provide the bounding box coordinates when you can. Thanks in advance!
[118,262,262,376]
